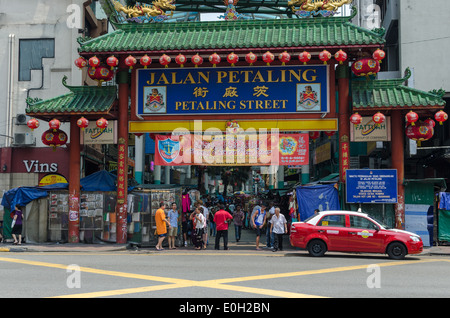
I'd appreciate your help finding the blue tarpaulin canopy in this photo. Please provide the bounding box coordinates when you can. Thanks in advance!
[296,184,340,221]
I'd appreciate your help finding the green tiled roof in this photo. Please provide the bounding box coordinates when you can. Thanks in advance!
[352,69,446,111]
[78,16,385,54]
[26,76,117,119]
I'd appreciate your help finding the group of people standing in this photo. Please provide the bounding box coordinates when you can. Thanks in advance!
[153,198,289,253]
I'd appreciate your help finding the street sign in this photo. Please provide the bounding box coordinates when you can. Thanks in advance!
[346,169,398,203]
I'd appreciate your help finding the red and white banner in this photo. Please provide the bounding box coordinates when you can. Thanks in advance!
[154,133,309,166]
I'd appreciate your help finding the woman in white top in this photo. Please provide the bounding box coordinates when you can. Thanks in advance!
[270,207,287,252]
[190,207,206,250]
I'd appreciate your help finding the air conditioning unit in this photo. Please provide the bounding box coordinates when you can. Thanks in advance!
[15,114,28,125]
[13,132,34,146]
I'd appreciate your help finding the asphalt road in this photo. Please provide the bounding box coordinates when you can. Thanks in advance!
[1,248,449,302]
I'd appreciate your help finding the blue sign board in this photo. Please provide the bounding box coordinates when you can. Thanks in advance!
[136,65,329,116]
[346,169,398,204]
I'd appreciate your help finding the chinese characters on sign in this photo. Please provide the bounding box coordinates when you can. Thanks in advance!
[117,140,127,204]
[137,65,329,115]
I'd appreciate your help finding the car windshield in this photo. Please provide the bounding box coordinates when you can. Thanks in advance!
[369,215,392,229]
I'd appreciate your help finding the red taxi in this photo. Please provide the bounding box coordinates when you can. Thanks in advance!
[289,211,423,259]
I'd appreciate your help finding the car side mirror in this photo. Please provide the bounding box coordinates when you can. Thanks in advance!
[373,225,380,231]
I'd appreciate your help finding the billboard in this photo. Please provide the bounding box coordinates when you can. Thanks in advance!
[346,169,398,203]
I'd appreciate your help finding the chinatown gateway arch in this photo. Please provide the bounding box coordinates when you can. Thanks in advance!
[25,0,446,244]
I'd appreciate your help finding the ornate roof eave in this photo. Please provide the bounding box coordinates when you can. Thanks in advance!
[26,76,118,122]
[352,68,446,114]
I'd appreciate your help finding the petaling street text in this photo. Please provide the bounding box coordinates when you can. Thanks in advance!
[174,99,289,111]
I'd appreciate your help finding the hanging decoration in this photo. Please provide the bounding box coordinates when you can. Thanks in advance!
[209,53,221,67]
[405,111,419,126]
[96,117,109,130]
[334,50,348,64]
[351,58,380,77]
[245,52,257,66]
[74,57,87,69]
[424,118,436,128]
[219,0,243,20]
[159,54,171,68]
[49,118,61,132]
[106,55,119,70]
[372,112,386,125]
[226,52,239,67]
[373,49,386,63]
[140,54,152,68]
[298,51,311,65]
[262,51,275,66]
[226,120,240,133]
[435,110,448,125]
[309,131,320,142]
[350,113,363,125]
[175,54,187,67]
[125,55,137,69]
[41,129,68,151]
[76,117,89,130]
[88,56,100,68]
[278,51,291,66]
[324,131,336,139]
[27,118,40,131]
[406,120,434,146]
[319,50,332,64]
[191,54,203,67]
[87,65,114,86]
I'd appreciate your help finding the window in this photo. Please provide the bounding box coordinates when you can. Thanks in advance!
[349,215,378,230]
[19,39,55,81]
[318,215,346,227]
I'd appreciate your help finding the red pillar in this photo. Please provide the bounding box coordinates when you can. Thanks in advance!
[337,64,350,184]
[68,117,81,243]
[391,110,405,229]
[116,68,129,244]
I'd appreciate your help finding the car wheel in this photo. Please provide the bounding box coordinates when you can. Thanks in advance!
[307,239,327,257]
[387,242,407,260]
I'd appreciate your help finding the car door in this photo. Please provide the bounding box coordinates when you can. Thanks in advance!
[315,214,350,252]
[346,215,385,253]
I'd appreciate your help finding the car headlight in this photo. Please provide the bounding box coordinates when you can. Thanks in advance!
[410,235,421,242]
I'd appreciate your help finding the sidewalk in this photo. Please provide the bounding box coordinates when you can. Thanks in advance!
[1,226,450,256]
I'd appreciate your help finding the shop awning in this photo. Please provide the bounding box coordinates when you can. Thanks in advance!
[25,76,117,122]
[352,68,446,113]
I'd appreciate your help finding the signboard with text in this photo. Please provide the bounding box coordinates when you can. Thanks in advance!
[346,169,398,203]
[136,65,329,116]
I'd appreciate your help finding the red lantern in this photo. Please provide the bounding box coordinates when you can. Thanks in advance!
[350,113,363,125]
[351,58,380,77]
[406,120,434,146]
[175,54,186,68]
[87,65,114,85]
[245,52,257,66]
[49,118,61,132]
[227,52,239,67]
[334,50,348,64]
[88,56,100,68]
[76,117,89,130]
[191,54,203,67]
[324,131,336,139]
[140,55,152,69]
[125,55,137,69]
[74,57,87,69]
[373,49,386,63]
[435,110,448,125]
[372,112,385,125]
[309,131,320,142]
[405,111,419,126]
[27,118,40,131]
[41,129,68,151]
[262,51,274,66]
[96,117,108,130]
[298,51,311,65]
[159,54,171,68]
[106,55,118,70]
[424,118,436,128]
[319,50,332,64]
[209,53,221,67]
[278,51,290,66]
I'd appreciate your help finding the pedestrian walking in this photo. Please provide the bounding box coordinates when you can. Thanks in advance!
[11,205,23,245]
[233,205,245,242]
[167,202,179,249]
[155,202,171,251]
[190,207,206,250]
[270,207,287,252]
[266,203,275,248]
[213,204,233,250]
[251,203,267,250]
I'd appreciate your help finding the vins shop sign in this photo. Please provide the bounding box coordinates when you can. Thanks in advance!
[23,160,58,173]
